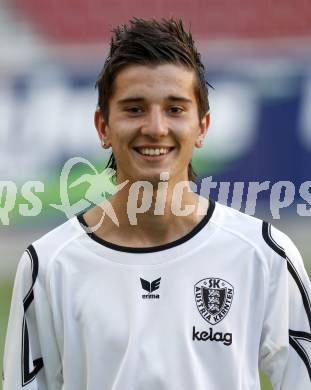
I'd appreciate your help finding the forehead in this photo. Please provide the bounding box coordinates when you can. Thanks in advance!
[111,64,197,102]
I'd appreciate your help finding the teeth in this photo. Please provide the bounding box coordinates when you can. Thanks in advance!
[138,147,170,156]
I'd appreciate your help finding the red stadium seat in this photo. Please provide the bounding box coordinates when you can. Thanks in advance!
[13,0,311,43]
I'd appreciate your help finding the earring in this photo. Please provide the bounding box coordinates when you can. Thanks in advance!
[102,139,111,149]
[197,138,204,147]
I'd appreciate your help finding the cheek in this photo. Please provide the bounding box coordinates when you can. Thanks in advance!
[174,120,200,145]
[110,113,143,137]
[109,123,132,143]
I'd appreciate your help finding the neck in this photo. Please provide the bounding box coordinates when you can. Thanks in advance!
[115,180,205,221]
[85,180,209,248]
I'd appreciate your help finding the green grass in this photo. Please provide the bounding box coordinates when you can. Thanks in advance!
[260,373,272,389]
[0,277,14,390]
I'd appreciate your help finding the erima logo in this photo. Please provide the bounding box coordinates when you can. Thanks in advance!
[194,277,234,325]
[140,277,161,299]
[192,326,232,346]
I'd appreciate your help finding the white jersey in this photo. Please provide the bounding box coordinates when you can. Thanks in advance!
[3,200,311,390]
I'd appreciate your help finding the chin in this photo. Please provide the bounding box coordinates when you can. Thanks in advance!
[135,174,162,186]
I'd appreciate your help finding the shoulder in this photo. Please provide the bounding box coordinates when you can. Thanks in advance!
[23,217,85,275]
[212,202,265,252]
[212,202,302,266]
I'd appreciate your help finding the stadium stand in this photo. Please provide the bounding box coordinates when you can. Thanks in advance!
[12,0,311,43]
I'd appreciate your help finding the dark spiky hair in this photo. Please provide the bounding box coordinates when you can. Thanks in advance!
[95,18,210,182]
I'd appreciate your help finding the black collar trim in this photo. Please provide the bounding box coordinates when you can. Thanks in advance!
[77,199,215,253]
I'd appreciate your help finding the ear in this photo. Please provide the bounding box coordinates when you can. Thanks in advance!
[94,107,111,149]
[195,111,210,148]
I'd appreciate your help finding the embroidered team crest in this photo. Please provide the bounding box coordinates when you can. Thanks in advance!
[194,278,234,325]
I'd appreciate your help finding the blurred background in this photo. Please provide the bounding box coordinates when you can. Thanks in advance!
[1,1,311,389]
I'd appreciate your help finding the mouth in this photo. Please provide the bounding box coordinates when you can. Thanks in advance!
[133,146,175,160]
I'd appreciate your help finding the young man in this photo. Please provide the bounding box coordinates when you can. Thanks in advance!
[3,18,311,390]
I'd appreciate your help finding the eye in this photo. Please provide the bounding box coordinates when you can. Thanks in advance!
[168,106,184,114]
[125,106,144,114]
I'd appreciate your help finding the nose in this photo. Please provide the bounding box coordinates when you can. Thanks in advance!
[141,107,168,138]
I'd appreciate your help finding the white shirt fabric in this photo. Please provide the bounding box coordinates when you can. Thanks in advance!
[3,200,311,390]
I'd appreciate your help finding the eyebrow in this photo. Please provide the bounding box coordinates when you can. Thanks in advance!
[117,97,145,106]
[167,95,193,104]
[117,95,193,105]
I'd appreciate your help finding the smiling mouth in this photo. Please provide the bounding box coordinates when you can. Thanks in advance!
[133,147,174,157]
